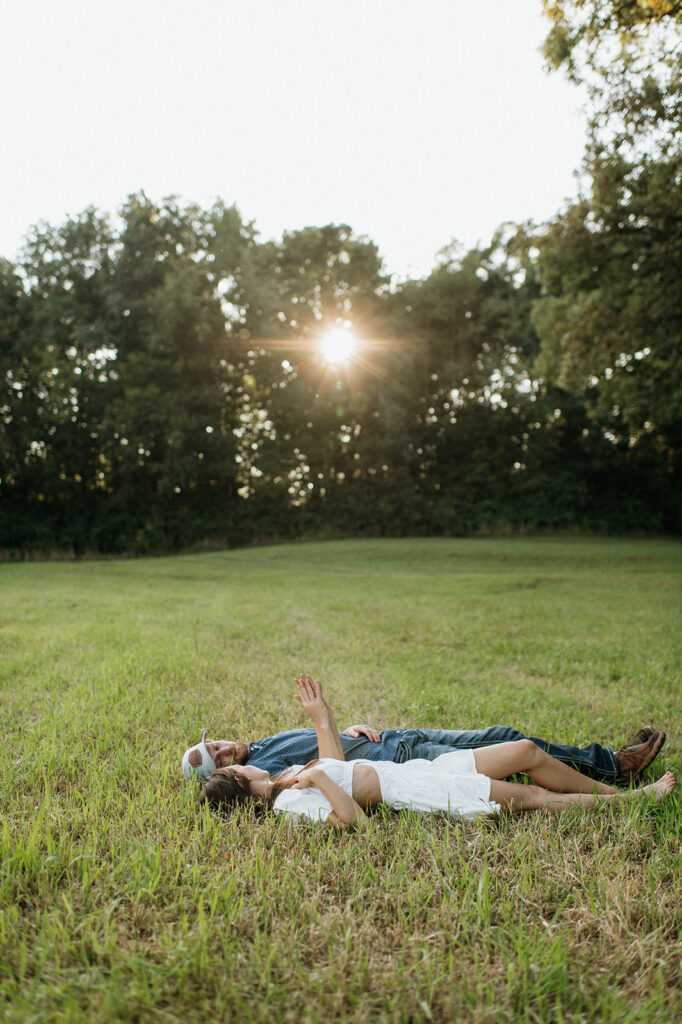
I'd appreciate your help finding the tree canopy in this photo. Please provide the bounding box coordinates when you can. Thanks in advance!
[1,5,680,554]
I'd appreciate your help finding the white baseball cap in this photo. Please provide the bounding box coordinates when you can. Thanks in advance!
[182,731,217,781]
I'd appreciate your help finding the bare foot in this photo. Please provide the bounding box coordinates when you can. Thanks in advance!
[640,772,675,802]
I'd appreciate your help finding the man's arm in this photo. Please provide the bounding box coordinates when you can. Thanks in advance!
[294,674,345,760]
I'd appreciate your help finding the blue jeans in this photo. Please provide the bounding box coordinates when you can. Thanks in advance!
[394,726,618,782]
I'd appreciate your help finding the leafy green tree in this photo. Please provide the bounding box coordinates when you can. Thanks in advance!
[0,196,253,553]
[0,210,115,551]
[100,194,246,550]
[377,241,539,524]
[0,258,35,547]
[542,1,680,99]
[530,152,682,441]
[532,0,682,526]
[228,225,393,530]
[543,1,681,167]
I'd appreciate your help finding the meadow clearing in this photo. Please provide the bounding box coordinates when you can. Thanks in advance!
[1,536,680,1023]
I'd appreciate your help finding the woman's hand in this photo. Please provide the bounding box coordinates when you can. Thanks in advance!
[294,673,346,761]
[294,674,330,726]
[291,765,368,830]
[291,767,319,789]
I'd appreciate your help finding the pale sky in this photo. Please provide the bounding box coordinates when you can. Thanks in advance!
[1,0,587,281]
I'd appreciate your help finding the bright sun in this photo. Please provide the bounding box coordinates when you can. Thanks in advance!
[320,328,356,363]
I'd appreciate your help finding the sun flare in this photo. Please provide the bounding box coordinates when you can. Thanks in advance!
[320,328,356,364]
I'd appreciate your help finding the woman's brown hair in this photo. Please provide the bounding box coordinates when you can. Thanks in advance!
[199,761,319,814]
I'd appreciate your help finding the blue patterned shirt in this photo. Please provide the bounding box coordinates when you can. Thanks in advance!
[247,728,404,775]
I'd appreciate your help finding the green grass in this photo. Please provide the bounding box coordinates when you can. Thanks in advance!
[1,537,680,1023]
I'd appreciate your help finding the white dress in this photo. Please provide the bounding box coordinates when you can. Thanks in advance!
[273,750,500,823]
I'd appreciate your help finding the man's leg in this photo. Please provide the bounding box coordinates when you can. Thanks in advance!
[399,726,618,783]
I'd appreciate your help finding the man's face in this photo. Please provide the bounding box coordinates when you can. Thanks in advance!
[205,739,249,768]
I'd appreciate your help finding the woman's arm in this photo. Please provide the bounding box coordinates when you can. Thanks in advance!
[295,766,368,831]
[294,674,346,761]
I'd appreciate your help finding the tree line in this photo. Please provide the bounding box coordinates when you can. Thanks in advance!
[1,0,680,554]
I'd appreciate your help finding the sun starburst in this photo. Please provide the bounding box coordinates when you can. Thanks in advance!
[320,328,356,363]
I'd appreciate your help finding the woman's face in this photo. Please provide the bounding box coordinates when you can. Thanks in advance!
[234,764,270,784]
[216,763,272,795]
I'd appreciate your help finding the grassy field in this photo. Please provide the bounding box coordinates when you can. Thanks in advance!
[1,537,680,1023]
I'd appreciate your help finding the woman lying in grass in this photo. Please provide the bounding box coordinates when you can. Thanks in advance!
[199,676,675,829]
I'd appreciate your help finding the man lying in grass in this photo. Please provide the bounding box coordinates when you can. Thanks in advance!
[183,687,665,785]
[198,676,675,829]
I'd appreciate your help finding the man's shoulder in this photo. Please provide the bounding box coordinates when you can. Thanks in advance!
[247,729,319,773]
[251,728,316,748]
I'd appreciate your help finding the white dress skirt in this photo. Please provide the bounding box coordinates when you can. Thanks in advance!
[273,751,500,823]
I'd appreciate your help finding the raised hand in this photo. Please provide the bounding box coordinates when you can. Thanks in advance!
[293,673,345,761]
[293,673,329,725]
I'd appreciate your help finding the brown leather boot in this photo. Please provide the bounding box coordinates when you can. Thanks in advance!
[615,731,666,782]
[623,726,656,748]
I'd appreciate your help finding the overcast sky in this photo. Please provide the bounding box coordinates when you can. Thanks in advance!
[1,0,588,280]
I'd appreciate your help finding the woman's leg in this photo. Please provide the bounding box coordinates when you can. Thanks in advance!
[474,739,618,795]
[410,727,618,782]
[488,772,675,814]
